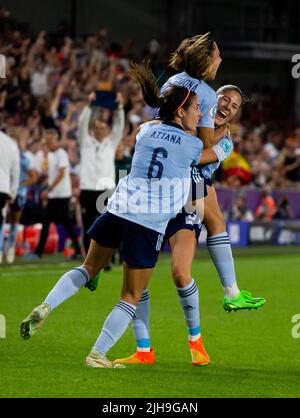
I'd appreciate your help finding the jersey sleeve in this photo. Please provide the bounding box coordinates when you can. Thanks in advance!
[212,136,234,162]
[197,86,217,129]
[191,138,203,166]
[135,123,147,143]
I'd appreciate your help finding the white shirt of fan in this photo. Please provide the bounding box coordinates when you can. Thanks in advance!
[47,148,72,199]
[78,106,125,191]
[0,130,20,199]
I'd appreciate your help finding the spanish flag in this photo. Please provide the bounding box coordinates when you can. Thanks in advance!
[222,151,252,184]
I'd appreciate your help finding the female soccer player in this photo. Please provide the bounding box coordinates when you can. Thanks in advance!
[113,85,266,366]
[162,32,221,149]
[162,33,264,311]
[20,64,230,369]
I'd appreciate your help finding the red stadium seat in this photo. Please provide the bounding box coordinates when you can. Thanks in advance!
[24,224,58,254]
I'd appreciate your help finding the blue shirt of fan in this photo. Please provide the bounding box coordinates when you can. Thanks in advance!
[18,152,32,199]
[107,121,203,233]
[161,71,217,129]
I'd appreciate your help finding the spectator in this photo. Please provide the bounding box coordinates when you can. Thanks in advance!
[31,129,82,259]
[30,59,51,97]
[0,130,20,263]
[78,91,125,254]
[276,138,300,186]
[273,195,294,220]
[254,189,276,221]
[263,130,284,163]
[228,195,254,221]
[5,127,36,264]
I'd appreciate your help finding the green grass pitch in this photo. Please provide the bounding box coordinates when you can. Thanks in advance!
[1,247,300,398]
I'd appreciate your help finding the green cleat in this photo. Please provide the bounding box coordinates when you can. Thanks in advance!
[85,271,102,292]
[20,303,51,340]
[223,290,266,312]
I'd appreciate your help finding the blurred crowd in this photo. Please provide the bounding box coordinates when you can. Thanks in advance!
[219,116,300,191]
[1,5,300,234]
[225,189,295,223]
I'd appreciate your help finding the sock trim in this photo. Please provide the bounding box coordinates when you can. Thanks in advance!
[136,338,151,349]
[207,233,231,246]
[207,241,230,247]
[207,237,230,242]
[140,289,150,302]
[177,282,198,298]
[116,301,136,319]
[189,325,201,336]
[73,267,89,285]
[189,334,201,342]
[177,278,195,292]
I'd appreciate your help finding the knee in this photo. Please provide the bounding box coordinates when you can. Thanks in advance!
[172,264,191,288]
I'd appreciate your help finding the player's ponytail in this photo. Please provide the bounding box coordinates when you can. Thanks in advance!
[169,32,215,80]
[129,62,197,122]
[128,62,163,109]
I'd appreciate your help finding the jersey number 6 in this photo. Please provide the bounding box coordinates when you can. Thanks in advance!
[147,147,168,180]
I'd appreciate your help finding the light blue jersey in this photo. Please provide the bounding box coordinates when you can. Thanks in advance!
[161,72,217,129]
[199,134,233,180]
[108,121,203,233]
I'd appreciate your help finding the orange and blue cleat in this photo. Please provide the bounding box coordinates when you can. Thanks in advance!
[189,336,210,366]
[113,348,155,364]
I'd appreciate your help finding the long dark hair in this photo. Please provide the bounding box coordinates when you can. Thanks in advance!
[128,62,197,120]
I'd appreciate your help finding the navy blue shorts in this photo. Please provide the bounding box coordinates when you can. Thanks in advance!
[190,166,212,202]
[161,167,211,247]
[88,211,164,269]
[162,166,209,246]
[164,209,203,246]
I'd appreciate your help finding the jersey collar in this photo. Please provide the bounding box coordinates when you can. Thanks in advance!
[161,120,184,131]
